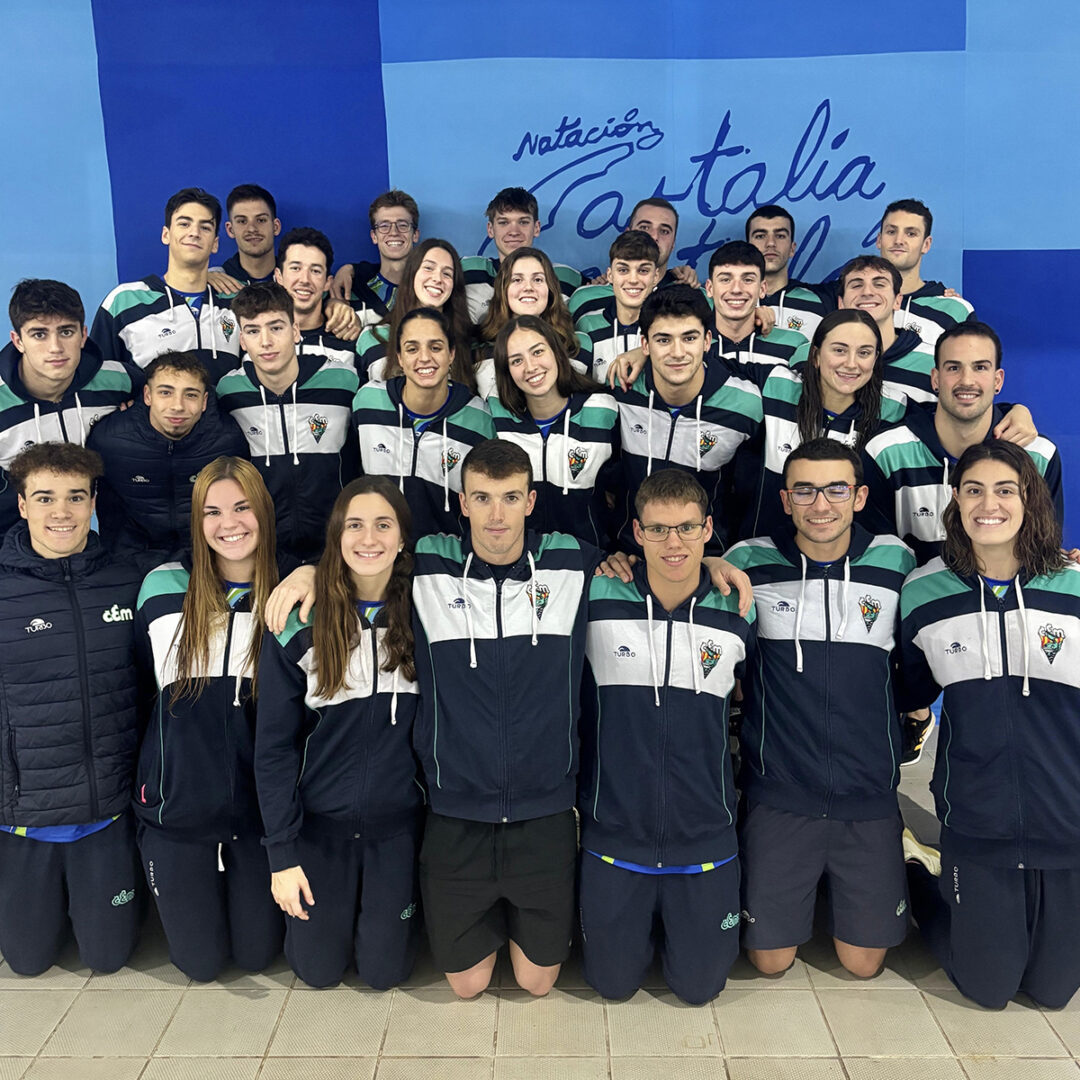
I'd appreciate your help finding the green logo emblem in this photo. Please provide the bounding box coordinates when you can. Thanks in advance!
[699,431,718,458]
[220,312,236,342]
[309,413,328,444]
[699,638,722,679]
[720,911,740,930]
[527,582,550,621]
[567,446,588,479]
[896,899,908,917]
[441,448,461,475]
[1039,624,1065,665]
[859,594,881,633]
[111,888,135,907]
[400,902,416,921]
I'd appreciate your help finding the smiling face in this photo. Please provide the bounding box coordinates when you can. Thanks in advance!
[162,200,219,270]
[747,215,796,276]
[706,263,766,325]
[876,210,931,273]
[275,243,329,320]
[954,458,1024,561]
[642,314,711,398]
[201,477,260,579]
[340,491,402,599]
[412,247,455,309]
[18,469,95,559]
[781,457,867,557]
[608,257,659,315]
[629,204,677,267]
[838,268,900,329]
[143,366,207,439]
[10,313,87,398]
[932,334,1003,425]
[370,208,418,263]
[633,498,712,594]
[506,326,560,402]
[487,210,541,258]
[459,468,536,565]
[812,321,879,404]
[398,314,454,392]
[506,256,550,317]
[225,199,280,258]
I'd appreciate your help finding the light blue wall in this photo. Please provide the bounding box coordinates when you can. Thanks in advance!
[0,0,117,321]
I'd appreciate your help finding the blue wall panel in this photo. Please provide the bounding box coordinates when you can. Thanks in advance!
[91,0,388,287]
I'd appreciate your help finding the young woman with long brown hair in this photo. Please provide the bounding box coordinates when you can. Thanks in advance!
[255,476,424,988]
[901,440,1080,1009]
[133,456,286,981]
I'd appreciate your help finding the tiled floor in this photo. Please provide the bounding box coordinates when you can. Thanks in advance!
[3,727,1080,1079]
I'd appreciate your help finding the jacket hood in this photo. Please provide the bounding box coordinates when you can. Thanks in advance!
[0,521,110,579]
[881,327,923,364]
[0,337,107,400]
[385,376,477,415]
[772,520,875,568]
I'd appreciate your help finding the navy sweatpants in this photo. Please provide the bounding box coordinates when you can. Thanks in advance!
[137,824,283,982]
[909,840,1080,1009]
[0,813,140,975]
[282,827,421,989]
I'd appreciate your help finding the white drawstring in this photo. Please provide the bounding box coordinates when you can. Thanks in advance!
[942,456,949,489]
[836,558,851,638]
[32,402,42,442]
[232,672,241,707]
[74,392,86,445]
[746,331,756,364]
[396,402,407,493]
[1014,576,1031,697]
[904,295,913,317]
[166,285,177,323]
[390,666,400,725]
[793,553,808,674]
[289,382,300,465]
[527,551,538,646]
[441,417,450,512]
[688,596,701,695]
[208,289,218,361]
[777,289,786,329]
[694,396,703,471]
[462,552,477,668]
[259,385,271,466]
[978,582,993,681]
[561,408,571,494]
[645,595,661,707]
[646,389,655,476]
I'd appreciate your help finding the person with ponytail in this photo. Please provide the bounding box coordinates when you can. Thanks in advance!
[255,476,423,989]
[133,456,287,981]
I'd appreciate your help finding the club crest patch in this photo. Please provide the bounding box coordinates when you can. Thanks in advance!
[220,312,236,341]
[787,315,804,331]
[442,448,461,474]
[699,638,722,679]
[568,447,588,479]
[699,431,718,458]
[527,582,550,620]
[1039,624,1065,665]
[859,594,881,633]
[309,413,328,443]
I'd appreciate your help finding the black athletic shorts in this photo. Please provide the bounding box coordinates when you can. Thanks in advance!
[739,802,908,951]
[419,809,576,974]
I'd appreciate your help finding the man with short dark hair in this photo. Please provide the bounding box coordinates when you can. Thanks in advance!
[90,187,242,383]
[87,350,248,557]
[612,285,763,553]
[274,227,357,367]
[745,204,828,339]
[0,279,134,537]
[724,438,917,981]
[329,189,421,325]
[217,283,359,560]
[877,198,975,347]
[573,231,661,383]
[207,183,282,293]
[705,241,808,371]
[463,187,583,321]
[578,468,754,1003]
[0,441,143,976]
[862,321,1062,564]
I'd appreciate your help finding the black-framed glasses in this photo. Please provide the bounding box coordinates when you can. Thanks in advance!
[373,220,415,235]
[639,522,706,541]
[785,484,855,506]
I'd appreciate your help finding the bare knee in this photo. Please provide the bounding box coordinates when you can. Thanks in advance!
[509,940,560,996]
[834,941,886,980]
[747,947,797,976]
[445,953,496,999]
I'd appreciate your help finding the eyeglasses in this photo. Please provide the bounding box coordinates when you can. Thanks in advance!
[373,220,415,235]
[639,522,706,541]
[785,484,855,506]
